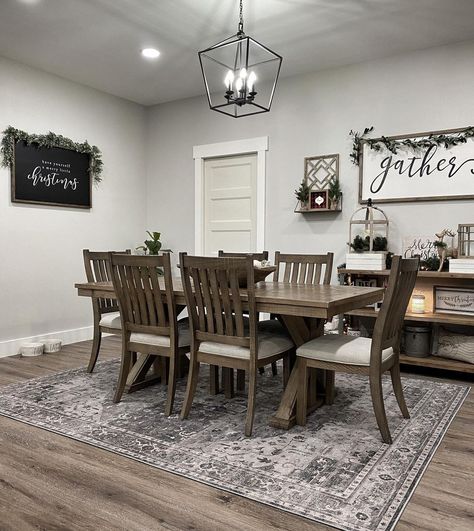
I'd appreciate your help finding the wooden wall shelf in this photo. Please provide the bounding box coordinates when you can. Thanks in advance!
[295,207,342,213]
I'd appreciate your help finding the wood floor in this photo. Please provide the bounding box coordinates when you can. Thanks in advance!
[0,337,473,531]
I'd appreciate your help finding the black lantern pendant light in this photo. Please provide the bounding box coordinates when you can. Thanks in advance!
[198,0,282,118]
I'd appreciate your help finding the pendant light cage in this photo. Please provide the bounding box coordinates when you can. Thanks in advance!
[198,1,282,118]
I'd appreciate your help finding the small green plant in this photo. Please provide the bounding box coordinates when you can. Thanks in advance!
[294,179,310,204]
[136,231,163,255]
[328,178,342,203]
[433,240,447,249]
[349,235,387,252]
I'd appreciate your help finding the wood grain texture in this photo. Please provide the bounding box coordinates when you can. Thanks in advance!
[0,336,473,530]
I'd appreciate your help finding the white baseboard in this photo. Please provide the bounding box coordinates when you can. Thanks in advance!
[0,326,94,358]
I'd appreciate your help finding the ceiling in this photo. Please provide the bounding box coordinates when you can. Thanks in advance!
[1,0,474,106]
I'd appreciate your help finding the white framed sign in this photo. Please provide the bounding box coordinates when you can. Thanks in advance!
[359,128,474,204]
[434,286,474,316]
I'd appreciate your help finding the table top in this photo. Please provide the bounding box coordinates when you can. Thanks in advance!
[75,279,384,320]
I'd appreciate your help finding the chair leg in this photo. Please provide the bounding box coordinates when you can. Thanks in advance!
[283,355,290,388]
[390,362,410,419]
[245,366,257,437]
[165,354,178,416]
[296,358,308,426]
[223,368,235,399]
[271,362,278,376]
[87,326,102,373]
[180,357,200,420]
[113,344,132,404]
[369,373,392,444]
[236,369,245,392]
[325,370,336,405]
[209,365,219,395]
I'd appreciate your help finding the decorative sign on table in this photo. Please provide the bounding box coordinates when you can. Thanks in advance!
[434,286,474,316]
[353,126,474,204]
[1,127,103,209]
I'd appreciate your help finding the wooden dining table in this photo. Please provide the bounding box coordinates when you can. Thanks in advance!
[75,279,384,429]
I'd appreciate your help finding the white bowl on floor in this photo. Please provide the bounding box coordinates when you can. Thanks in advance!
[20,342,44,357]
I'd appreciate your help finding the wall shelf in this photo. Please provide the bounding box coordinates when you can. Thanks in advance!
[294,207,342,213]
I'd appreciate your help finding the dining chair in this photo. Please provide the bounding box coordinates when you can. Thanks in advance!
[273,251,334,284]
[83,249,131,373]
[179,254,294,436]
[295,256,419,444]
[218,250,273,389]
[109,253,190,415]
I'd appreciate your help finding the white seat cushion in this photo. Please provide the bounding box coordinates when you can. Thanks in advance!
[296,334,393,366]
[199,327,294,360]
[130,320,190,348]
[99,311,121,329]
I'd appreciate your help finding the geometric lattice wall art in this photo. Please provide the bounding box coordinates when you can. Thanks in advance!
[304,153,339,191]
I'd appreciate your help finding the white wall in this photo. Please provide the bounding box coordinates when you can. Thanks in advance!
[0,57,147,355]
[145,40,474,269]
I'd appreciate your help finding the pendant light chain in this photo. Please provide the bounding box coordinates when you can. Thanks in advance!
[238,0,244,34]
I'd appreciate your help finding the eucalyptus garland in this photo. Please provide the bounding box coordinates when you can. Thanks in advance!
[349,125,474,166]
[1,126,103,183]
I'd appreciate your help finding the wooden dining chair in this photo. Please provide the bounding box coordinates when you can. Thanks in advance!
[273,251,334,284]
[109,253,190,415]
[83,249,131,373]
[179,254,294,436]
[218,250,272,388]
[295,256,419,444]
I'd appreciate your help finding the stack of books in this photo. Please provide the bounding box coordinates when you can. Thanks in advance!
[345,252,386,271]
[449,258,474,274]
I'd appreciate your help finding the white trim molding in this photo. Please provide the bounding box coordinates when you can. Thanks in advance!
[0,326,95,358]
[193,136,268,254]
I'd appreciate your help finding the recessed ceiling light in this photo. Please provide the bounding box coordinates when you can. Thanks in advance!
[141,48,160,59]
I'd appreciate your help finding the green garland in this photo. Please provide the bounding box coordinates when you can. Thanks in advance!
[349,125,474,166]
[1,126,103,183]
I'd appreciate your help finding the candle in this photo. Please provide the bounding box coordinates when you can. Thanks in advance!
[411,294,425,314]
[247,71,257,91]
[224,70,234,91]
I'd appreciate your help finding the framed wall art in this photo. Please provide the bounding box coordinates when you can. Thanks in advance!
[357,127,474,204]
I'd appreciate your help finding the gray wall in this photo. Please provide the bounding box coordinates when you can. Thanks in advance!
[0,57,147,353]
[145,40,474,269]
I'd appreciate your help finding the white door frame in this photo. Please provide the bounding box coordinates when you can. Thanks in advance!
[193,136,268,254]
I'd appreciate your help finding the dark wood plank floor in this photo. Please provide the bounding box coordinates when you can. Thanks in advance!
[0,337,472,530]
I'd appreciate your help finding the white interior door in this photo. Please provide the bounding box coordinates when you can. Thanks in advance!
[203,153,258,256]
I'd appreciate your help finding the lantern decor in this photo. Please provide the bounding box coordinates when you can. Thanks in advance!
[198,0,282,118]
[450,223,474,273]
[346,198,389,270]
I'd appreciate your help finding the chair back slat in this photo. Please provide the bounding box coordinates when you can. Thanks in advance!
[83,249,130,312]
[372,256,419,356]
[110,254,176,342]
[180,254,257,356]
[274,252,334,285]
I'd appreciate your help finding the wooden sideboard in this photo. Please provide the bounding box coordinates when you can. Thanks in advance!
[338,268,474,374]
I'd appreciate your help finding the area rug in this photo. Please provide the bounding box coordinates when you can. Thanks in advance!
[0,360,469,531]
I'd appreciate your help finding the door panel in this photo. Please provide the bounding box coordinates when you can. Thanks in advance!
[203,154,257,256]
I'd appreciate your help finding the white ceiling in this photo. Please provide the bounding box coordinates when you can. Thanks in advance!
[1,0,474,106]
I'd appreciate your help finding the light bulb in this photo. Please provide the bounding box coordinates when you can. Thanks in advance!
[141,48,160,59]
[239,67,247,79]
[247,71,257,91]
[224,70,234,90]
[235,78,243,92]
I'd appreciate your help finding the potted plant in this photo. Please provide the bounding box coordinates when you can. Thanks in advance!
[328,178,342,210]
[295,179,310,210]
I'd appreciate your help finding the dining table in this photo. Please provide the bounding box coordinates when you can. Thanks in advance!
[75,278,384,429]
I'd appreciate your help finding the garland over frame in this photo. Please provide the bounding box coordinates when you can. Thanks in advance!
[1,126,103,184]
[349,125,474,166]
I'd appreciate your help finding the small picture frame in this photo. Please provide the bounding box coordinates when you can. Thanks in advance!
[433,286,474,316]
[310,190,328,209]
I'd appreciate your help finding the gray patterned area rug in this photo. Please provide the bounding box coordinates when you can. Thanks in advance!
[0,360,469,531]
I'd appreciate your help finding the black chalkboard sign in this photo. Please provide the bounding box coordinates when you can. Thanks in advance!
[11,140,92,208]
